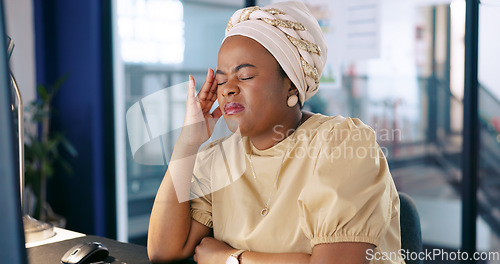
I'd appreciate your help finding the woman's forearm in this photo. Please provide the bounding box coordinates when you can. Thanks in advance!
[148,71,220,263]
[148,170,191,262]
[194,237,312,264]
[238,243,372,264]
[147,143,205,262]
[194,237,373,264]
[237,244,372,264]
[239,251,311,264]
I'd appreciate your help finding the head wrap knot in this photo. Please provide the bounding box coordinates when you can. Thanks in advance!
[224,1,328,105]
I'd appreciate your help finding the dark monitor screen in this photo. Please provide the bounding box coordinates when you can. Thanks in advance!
[0,0,28,262]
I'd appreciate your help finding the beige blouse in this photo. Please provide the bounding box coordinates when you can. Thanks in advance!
[190,114,404,264]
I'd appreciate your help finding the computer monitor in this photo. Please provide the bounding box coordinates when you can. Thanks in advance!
[0,0,28,262]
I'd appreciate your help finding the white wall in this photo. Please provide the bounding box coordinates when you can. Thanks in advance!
[4,0,36,106]
[478,4,500,100]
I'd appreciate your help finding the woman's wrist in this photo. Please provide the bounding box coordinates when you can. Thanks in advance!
[238,250,246,262]
[225,249,246,264]
[172,138,202,159]
[176,131,206,148]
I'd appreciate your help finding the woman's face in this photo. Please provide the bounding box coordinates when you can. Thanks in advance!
[216,35,292,138]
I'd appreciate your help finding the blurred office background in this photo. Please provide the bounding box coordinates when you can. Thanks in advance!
[5,0,500,261]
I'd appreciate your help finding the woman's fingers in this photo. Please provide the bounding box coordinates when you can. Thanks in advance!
[187,75,196,103]
[197,69,215,102]
[186,75,202,114]
[211,106,222,120]
[198,69,219,113]
[205,107,222,136]
[182,73,221,145]
[207,74,218,102]
[184,75,204,126]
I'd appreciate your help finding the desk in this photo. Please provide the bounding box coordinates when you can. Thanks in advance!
[26,231,197,264]
[26,227,85,248]
[27,235,151,264]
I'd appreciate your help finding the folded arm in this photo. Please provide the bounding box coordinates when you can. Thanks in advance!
[148,71,221,263]
[193,237,374,264]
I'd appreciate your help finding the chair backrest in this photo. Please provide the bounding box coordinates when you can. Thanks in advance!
[399,192,423,264]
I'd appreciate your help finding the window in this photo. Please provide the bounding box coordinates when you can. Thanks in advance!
[113,0,241,243]
[117,0,184,64]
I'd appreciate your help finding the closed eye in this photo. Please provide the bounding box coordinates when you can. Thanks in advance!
[217,81,227,86]
[241,76,254,81]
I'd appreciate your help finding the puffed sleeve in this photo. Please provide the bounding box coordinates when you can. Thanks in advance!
[189,141,217,229]
[297,117,394,247]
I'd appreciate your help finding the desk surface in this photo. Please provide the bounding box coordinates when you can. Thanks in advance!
[26,227,85,248]
[27,235,197,264]
[28,235,150,264]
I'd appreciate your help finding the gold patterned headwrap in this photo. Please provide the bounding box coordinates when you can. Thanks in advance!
[224,1,327,105]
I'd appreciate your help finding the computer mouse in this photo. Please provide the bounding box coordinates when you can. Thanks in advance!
[61,241,109,264]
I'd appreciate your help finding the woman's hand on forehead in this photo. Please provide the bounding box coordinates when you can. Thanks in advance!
[179,69,222,147]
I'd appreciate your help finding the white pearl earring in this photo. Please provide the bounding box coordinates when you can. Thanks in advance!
[287,94,298,107]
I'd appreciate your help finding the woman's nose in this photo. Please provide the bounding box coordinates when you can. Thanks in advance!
[221,79,239,97]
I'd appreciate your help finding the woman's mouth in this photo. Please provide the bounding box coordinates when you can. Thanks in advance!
[224,102,245,115]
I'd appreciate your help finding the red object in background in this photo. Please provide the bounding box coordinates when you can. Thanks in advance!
[491,117,500,133]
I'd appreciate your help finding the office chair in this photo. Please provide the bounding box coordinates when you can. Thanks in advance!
[399,192,423,264]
